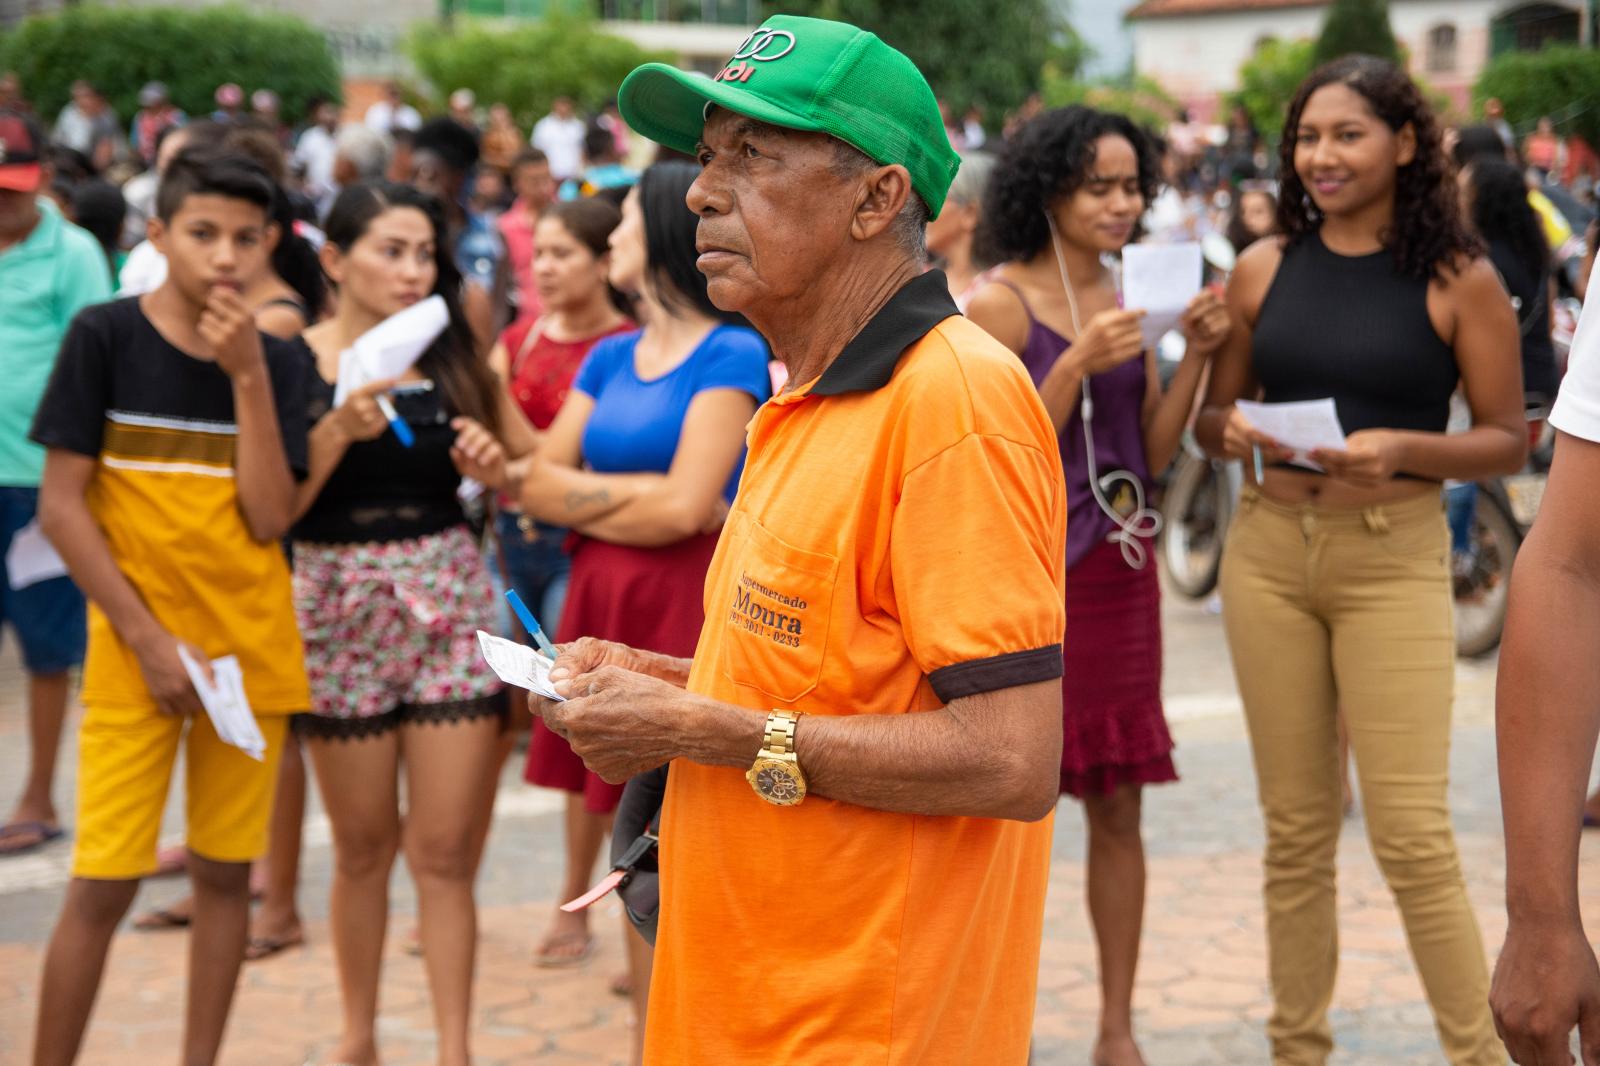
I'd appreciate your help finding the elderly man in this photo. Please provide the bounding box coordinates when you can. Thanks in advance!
[536,15,1068,1064]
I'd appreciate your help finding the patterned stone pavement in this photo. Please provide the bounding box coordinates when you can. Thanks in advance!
[1,593,1597,1065]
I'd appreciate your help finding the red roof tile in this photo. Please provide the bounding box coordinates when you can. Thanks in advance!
[1128,0,1325,18]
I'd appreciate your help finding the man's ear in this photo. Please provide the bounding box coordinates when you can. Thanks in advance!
[851,163,913,243]
[263,220,282,255]
[1396,121,1417,168]
[147,215,168,256]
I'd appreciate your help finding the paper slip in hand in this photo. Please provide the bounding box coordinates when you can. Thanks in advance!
[476,631,565,702]
[4,519,69,590]
[332,294,450,406]
[1236,398,1349,471]
[1121,242,1202,349]
[176,647,266,760]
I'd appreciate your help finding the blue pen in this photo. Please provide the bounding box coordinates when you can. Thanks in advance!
[505,590,558,660]
[374,393,414,448]
[1252,444,1265,484]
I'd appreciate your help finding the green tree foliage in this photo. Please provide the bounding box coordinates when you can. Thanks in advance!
[408,14,666,130]
[1040,72,1179,133]
[762,0,1080,122]
[0,5,340,126]
[1313,0,1401,66]
[1475,46,1600,146]
[1233,38,1317,146]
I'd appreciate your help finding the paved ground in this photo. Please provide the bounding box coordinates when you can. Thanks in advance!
[1,592,1597,1065]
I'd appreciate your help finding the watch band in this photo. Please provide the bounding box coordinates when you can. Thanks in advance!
[763,711,799,756]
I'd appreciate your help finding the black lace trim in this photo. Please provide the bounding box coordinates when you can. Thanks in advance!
[293,696,505,742]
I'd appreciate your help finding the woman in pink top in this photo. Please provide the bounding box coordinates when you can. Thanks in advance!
[497,149,557,321]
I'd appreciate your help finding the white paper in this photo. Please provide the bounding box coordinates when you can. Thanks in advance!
[1236,398,1349,471]
[4,520,69,590]
[476,630,565,701]
[1121,242,1202,349]
[176,647,266,760]
[332,294,450,406]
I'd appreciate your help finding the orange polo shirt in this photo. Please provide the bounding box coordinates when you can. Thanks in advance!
[645,271,1068,1065]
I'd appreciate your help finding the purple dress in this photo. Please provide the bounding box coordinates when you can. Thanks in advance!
[991,280,1177,798]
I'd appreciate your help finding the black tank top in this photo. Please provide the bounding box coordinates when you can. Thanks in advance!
[1253,232,1458,437]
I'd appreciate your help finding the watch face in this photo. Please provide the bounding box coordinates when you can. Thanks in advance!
[755,764,801,803]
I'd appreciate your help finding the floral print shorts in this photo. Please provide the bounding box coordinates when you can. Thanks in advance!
[292,525,504,739]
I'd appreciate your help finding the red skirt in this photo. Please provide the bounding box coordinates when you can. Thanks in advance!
[524,532,719,814]
[1060,540,1177,798]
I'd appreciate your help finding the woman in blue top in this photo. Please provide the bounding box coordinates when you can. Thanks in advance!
[510,160,769,1059]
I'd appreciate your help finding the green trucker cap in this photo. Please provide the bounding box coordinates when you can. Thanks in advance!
[617,14,960,218]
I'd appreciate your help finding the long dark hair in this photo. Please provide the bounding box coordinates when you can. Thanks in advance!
[1465,158,1550,286]
[1278,55,1481,281]
[975,105,1162,264]
[637,161,746,326]
[322,181,500,435]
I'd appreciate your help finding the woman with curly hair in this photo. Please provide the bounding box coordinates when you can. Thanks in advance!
[1195,56,1524,1064]
[967,105,1231,1066]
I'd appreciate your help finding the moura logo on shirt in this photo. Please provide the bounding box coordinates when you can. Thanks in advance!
[729,572,807,647]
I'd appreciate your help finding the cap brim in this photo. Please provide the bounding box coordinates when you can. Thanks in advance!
[0,164,42,192]
[618,62,825,155]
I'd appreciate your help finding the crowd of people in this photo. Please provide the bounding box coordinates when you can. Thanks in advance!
[2,12,1599,1066]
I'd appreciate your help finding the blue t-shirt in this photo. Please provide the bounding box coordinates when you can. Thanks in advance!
[575,325,770,501]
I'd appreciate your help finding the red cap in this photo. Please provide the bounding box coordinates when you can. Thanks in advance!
[0,111,43,192]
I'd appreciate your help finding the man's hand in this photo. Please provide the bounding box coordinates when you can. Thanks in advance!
[534,664,698,783]
[1491,919,1600,1065]
[1311,429,1405,489]
[131,631,207,716]
[197,287,266,378]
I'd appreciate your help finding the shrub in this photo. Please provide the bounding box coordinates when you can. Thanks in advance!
[407,13,667,130]
[1232,38,1317,146]
[1313,0,1401,67]
[0,5,341,126]
[1475,46,1600,145]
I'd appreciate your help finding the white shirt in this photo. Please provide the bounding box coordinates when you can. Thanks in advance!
[1551,297,1600,442]
[531,113,586,181]
[364,100,421,134]
[117,239,167,296]
[294,125,340,207]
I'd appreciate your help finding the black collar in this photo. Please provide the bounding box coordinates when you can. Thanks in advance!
[809,270,959,396]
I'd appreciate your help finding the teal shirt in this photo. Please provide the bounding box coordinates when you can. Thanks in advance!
[0,198,112,487]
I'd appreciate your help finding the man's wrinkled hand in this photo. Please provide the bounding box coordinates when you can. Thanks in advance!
[1491,919,1600,1065]
[531,664,695,784]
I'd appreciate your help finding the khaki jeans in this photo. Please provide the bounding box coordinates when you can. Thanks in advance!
[1218,487,1503,1066]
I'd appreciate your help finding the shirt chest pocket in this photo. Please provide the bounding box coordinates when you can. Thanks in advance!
[719,516,838,704]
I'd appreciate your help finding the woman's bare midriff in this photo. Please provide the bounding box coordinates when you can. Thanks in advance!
[1257,467,1441,508]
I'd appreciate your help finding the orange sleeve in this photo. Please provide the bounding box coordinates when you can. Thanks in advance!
[888,432,1067,702]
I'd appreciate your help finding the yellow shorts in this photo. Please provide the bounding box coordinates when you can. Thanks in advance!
[72,705,289,880]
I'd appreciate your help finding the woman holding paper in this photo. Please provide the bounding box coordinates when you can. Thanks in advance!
[509,160,770,1062]
[966,104,1231,1066]
[286,180,519,1066]
[1194,56,1524,1065]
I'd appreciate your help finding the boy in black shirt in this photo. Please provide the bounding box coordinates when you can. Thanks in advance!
[28,146,310,1066]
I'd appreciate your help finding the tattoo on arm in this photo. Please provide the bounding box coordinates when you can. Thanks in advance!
[565,487,611,513]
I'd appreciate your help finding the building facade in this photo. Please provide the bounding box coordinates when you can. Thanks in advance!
[1128,0,1589,121]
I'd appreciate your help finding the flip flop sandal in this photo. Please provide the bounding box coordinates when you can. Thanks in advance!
[245,931,305,961]
[133,906,191,931]
[0,820,65,856]
[533,932,595,968]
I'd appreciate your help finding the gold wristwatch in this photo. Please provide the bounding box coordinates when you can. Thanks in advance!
[746,710,806,806]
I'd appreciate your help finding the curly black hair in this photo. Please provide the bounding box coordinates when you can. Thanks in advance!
[1464,157,1550,287]
[1278,55,1481,282]
[975,105,1162,265]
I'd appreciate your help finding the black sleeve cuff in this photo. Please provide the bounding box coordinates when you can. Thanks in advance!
[928,644,1064,703]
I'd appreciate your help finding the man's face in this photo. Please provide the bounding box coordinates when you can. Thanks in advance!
[316,103,338,131]
[0,185,41,235]
[408,149,460,204]
[513,159,554,207]
[150,194,276,306]
[553,97,574,120]
[688,110,859,315]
